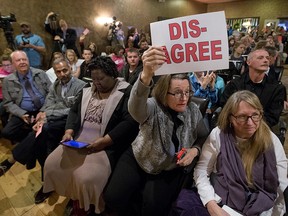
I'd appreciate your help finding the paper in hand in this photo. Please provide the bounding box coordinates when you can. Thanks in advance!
[82,28,90,36]
[35,123,43,138]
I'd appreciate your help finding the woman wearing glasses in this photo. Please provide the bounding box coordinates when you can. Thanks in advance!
[0,54,14,126]
[104,46,209,216]
[194,90,288,216]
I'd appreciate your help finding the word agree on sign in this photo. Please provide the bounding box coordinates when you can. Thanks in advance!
[151,11,229,75]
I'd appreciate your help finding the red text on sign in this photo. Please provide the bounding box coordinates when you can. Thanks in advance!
[162,40,222,64]
[169,19,202,40]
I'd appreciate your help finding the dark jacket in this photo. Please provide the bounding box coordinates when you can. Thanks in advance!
[65,78,139,168]
[119,61,143,85]
[79,61,90,81]
[220,72,286,127]
[45,24,80,57]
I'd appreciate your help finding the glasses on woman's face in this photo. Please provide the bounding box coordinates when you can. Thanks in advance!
[2,64,12,67]
[231,113,262,123]
[167,91,192,99]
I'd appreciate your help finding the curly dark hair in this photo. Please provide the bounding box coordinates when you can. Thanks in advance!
[87,56,118,78]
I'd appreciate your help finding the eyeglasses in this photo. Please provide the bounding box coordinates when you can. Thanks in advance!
[167,91,192,99]
[231,113,262,123]
[2,64,12,67]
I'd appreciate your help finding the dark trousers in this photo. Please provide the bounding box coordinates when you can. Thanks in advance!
[1,114,37,142]
[104,146,185,216]
[0,101,9,127]
[12,118,66,180]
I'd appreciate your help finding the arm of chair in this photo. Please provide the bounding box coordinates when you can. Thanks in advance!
[191,97,209,117]
[210,107,222,130]
[278,120,287,145]
[274,66,284,82]
[232,75,241,80]
[279,120,287,135]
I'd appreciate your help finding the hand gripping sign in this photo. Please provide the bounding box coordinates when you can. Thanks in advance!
[150,11,229,75]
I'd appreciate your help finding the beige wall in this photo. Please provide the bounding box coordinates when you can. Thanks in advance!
[207,0,288,30]
[0,0,206,69]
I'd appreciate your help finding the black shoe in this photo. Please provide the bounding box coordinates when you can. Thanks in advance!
[0,159,13,176]
[63,199,74,216]
[87,204,101,216]
[11,140,19,145]
[26,159,36,170]
[0,165,8,177]
[34,186,52,204]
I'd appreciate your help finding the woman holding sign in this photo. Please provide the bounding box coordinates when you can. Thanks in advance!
[104,46,209,216]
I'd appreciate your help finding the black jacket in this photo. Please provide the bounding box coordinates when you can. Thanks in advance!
[45,24,80,57]
[220,72,286,127]
[119,61,143,86]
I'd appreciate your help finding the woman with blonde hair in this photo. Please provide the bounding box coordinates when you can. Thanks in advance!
[65,49,81,77]
[194,90,288,216]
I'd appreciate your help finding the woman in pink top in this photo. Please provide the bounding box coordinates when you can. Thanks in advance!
[110,44,125,72]
[0,55,15,100]
[0,54,15,126]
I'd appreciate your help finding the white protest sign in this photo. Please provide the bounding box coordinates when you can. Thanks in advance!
[150,11,229,75]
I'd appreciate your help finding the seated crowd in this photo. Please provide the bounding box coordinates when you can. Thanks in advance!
[0,15,287,216]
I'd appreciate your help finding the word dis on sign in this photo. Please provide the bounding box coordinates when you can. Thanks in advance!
[169,20,204,40]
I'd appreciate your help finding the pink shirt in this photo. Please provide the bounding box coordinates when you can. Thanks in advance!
[111,55,125,72]
[0,67,12,100]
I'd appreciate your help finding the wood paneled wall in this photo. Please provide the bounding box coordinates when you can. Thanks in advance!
[1,0,287,69]
[0,0,207,69]
[207,0,288,30]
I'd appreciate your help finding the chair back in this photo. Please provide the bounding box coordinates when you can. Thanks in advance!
[191,97,209,117]
[274,66,284,82]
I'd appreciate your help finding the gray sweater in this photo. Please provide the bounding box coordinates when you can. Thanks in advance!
[40,77,87,120]
[128,77,208,174]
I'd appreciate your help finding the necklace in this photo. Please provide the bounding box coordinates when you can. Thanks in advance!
[95,90,111,100]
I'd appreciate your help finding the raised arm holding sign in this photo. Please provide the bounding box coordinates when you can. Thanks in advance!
[140,46,166,85]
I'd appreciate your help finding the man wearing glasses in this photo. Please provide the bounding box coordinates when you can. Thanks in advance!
[0,54,15,99]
